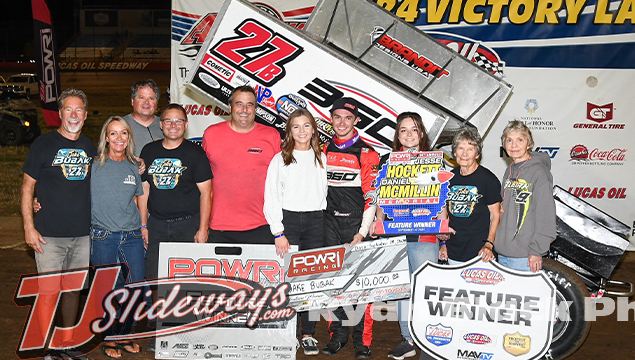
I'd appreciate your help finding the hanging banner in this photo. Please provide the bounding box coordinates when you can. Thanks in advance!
[31,0,61,127]
[410,257,557,360]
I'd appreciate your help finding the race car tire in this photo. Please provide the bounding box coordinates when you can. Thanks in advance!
[542,258,591,359]
[0,121,23,146]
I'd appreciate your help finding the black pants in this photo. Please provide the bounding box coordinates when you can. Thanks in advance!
[146,214,199,279]
[282,209,325,336]
[324,211,374,348]
[209,224,273,245]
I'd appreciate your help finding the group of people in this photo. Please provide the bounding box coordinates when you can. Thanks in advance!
[21,79,556,360]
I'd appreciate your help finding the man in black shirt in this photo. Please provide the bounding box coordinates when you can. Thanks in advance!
[21,88,95,359]
[138,103,213,279]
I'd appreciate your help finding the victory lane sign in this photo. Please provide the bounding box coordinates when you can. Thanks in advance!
[410,257,556,360]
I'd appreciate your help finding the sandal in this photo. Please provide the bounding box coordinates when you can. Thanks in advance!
[101,342,122,359]
[118,341,142,354]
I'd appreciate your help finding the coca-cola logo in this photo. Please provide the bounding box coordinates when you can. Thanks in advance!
[570,145,626,162]
[570,145,589,160]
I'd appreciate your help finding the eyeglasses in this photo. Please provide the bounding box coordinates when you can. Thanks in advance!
[161,118,186,126]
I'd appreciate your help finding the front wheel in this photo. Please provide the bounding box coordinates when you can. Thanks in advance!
[542,258,591,359]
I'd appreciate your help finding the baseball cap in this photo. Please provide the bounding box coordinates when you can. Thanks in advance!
[330,97,359,117]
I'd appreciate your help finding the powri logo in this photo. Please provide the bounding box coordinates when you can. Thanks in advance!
[287,248,345,277]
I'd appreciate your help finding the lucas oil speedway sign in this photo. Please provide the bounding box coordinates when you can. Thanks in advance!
[410,258,556,360]
[374,151,453,235]
[283,237,410,311]
[157,243,298,360]
[184,0,448,153]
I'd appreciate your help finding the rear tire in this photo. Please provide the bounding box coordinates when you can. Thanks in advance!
[542,258,591,359]
[0,121,23,145]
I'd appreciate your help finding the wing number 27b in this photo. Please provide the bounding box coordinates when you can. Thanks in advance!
[212,19,303,86]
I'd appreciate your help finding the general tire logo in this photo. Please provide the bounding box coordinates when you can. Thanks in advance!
[587,102,613,122]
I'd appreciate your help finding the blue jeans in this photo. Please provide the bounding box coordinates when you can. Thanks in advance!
[497,255,531,272]
[399,241,439,342]
[90,225,145,336]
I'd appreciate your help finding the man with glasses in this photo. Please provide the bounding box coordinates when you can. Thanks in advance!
[124,79,163,156]
[201,85,281,244]
[21,88,95,360]
[138,104,212,280]
[322,97,380,359]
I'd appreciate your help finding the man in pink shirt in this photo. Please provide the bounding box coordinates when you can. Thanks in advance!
[202,86,281,244]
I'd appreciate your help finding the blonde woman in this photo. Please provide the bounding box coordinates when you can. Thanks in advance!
[91,116,144,357]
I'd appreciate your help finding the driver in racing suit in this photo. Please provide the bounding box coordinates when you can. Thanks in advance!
[321,97,380,359]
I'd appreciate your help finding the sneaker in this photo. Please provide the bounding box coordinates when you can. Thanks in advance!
[321,339,343,355]
[301,336,319,356]
[355,346,372,359]
[388,340,416,360]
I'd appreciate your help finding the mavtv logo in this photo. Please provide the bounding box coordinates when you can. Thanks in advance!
[287,248,345,277]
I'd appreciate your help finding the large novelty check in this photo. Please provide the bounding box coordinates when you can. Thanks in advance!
[283,236,410,311]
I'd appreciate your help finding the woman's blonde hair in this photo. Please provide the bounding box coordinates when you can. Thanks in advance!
[97,116,137,165]
[501,119,534,149]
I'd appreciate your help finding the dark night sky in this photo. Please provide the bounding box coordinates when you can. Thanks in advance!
[0,0,169,61]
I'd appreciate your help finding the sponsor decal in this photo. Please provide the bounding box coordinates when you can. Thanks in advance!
[456,349,494,360]
[569,144,626,166]
[207,344,219,350]
[287,248,345,277]
[517,98,557,131]
[184,103,215,116]
[460,268,505,285]
[193,344,205,350]
[534,146,560,159]
[503,332,531,356]
[425,324,453,346]
[371,27,450,79]
[199,72,221,89]
[276,94,307,120]
[173,343,189,349]
[463,333,492,345]
[255,84,276,109]
[273,346,293,352]
[167,258,283,283]
[567,187,627,199]
[205,353,221,359]
[587,102,613,122]
[201,53,235,82]
[173,351,189,358]
[411,208,431,216]
[211,19,304,86]
[160,341,168,349]
[393,208,411,217]
[39,28,58,103]
[428,31,505,77]
[574,102,624,129]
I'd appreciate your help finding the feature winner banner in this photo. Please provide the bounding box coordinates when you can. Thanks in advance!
[157,243,298,360]
[374,151,452,234]
[410,258,556,360]
[283,237,410,311]
[184,0,448,153]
